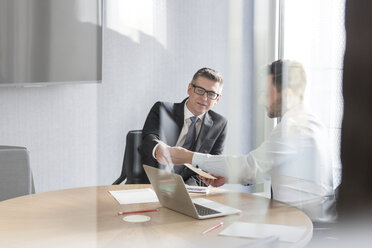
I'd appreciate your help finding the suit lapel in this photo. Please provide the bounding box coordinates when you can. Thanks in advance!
[173,100,185,131]
[160,99,185,146]
[194,112,213,152]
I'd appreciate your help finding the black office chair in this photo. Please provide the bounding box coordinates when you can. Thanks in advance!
[112,130,149,184]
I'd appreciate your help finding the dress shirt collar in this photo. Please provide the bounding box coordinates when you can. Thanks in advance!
[280,105,310,123]
[184,100,206,121]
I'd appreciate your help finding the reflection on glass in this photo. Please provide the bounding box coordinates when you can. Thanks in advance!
[265,60,336,222]
[281,0,345,190]
[164,60,336,222]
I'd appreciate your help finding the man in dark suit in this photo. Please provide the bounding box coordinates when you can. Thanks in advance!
[140,67,227,186]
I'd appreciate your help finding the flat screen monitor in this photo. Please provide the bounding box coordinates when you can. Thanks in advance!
[0,0,102,86]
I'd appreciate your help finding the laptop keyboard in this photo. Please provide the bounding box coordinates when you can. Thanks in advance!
[194,203,221,216]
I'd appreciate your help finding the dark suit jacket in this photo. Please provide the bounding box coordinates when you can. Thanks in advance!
[140,98,227,183]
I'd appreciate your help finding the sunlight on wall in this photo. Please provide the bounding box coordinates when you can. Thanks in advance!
[75,0,100,25]
[105,0,167,47]
[282,0,345,188]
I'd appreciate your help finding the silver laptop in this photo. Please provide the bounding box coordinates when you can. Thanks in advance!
[143,164,241,219]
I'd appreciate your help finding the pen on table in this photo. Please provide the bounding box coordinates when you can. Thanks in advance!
[117,209,159,215]
[202,222,224,235]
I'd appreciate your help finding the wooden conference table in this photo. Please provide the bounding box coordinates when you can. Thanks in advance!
[0,185,313,248]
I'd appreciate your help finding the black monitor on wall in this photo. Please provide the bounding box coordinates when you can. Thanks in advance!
[0,0,102,86]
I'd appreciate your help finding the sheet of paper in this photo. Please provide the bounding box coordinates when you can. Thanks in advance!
[218,222,306,243]
[184,163,217,180]
[186,186,209,194]
[109,188,159,205]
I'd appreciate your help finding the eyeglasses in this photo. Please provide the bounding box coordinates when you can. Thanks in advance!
[191,84,220,100]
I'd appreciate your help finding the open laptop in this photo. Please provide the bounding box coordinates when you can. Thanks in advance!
[143,164,241,219]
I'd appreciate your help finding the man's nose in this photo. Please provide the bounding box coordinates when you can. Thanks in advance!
[200,92,208,100]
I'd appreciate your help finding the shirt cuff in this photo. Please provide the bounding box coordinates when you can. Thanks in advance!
[192,152,209,170]
[152,144,160,160]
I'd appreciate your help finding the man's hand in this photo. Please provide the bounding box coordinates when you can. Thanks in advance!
[168,146,194,165]
[155,144,172,165]
[200,174,227,187]
[155,145,194,165]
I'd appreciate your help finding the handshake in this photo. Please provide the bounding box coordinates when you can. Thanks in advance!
[153,139,226,187]
[153,139,194,166]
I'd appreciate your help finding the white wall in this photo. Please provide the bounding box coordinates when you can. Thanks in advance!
[0,0,255,192]
[98,0,255,185]
[0,85,98,192]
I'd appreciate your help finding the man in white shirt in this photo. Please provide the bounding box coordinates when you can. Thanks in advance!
[160,60,336,222]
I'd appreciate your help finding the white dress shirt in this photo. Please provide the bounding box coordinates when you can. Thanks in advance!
[175,101,205,146]
[193,106,336,222]
[153,100,205,158]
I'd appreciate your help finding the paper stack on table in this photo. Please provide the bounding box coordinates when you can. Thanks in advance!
[109,188,159,204]
[219,222,307,243]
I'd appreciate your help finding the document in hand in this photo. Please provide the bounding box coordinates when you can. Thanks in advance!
[218,222,307,243]
[183,163,217,180]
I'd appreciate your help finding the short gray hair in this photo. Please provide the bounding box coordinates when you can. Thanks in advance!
[192,67,223,85]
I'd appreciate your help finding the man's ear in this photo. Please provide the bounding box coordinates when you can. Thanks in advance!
[187,83,193,95]
[215,94,222,103]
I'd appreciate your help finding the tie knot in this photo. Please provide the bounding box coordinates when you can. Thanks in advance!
[190,116,198,124]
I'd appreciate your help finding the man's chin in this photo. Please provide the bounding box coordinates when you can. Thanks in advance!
[195,111,206,116]
[266,112,279,118]
[196,107,208,115]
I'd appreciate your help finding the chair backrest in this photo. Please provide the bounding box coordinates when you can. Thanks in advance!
[0,146,35,201]
[113,130,149,184]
